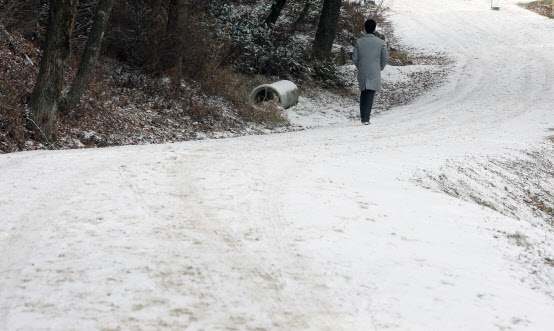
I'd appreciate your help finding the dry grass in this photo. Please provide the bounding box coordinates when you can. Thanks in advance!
[415,138,554,227]
[507,232,532,248]
[523,191,554,225]
[519,1,554,18]
[388,49,413,66]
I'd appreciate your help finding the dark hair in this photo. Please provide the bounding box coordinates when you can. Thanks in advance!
[365,19,377,34]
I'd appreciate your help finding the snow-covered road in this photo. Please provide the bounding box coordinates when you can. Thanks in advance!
[2,0,554,330]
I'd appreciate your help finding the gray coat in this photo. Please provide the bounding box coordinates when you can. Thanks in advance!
[352,34,389,91]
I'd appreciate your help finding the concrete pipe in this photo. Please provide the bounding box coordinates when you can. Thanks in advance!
[250,80,299,110]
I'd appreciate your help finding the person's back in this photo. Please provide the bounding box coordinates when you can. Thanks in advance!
[352,19,389,124]
[354,35,387,91]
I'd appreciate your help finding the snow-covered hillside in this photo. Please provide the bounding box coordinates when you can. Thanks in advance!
[1,0,553,330]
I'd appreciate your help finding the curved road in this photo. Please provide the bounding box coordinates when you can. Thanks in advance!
[1,0,553,330]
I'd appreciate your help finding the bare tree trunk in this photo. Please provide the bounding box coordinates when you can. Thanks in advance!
[167,0,188,77]
[312,0,342,61]
[265,0,288,26]
[29,0,78,138]
[59,0,115,113]
[291,0,312,32]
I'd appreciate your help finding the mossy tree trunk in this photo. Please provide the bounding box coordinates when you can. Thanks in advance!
[29,0,78,138]
[59,0,115,113]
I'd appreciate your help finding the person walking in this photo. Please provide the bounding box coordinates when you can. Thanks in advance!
[353,19,389,125]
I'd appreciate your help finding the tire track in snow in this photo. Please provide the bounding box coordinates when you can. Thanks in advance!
[0,152,122,327]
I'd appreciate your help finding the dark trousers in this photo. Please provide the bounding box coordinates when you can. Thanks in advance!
[360,89,376,122]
